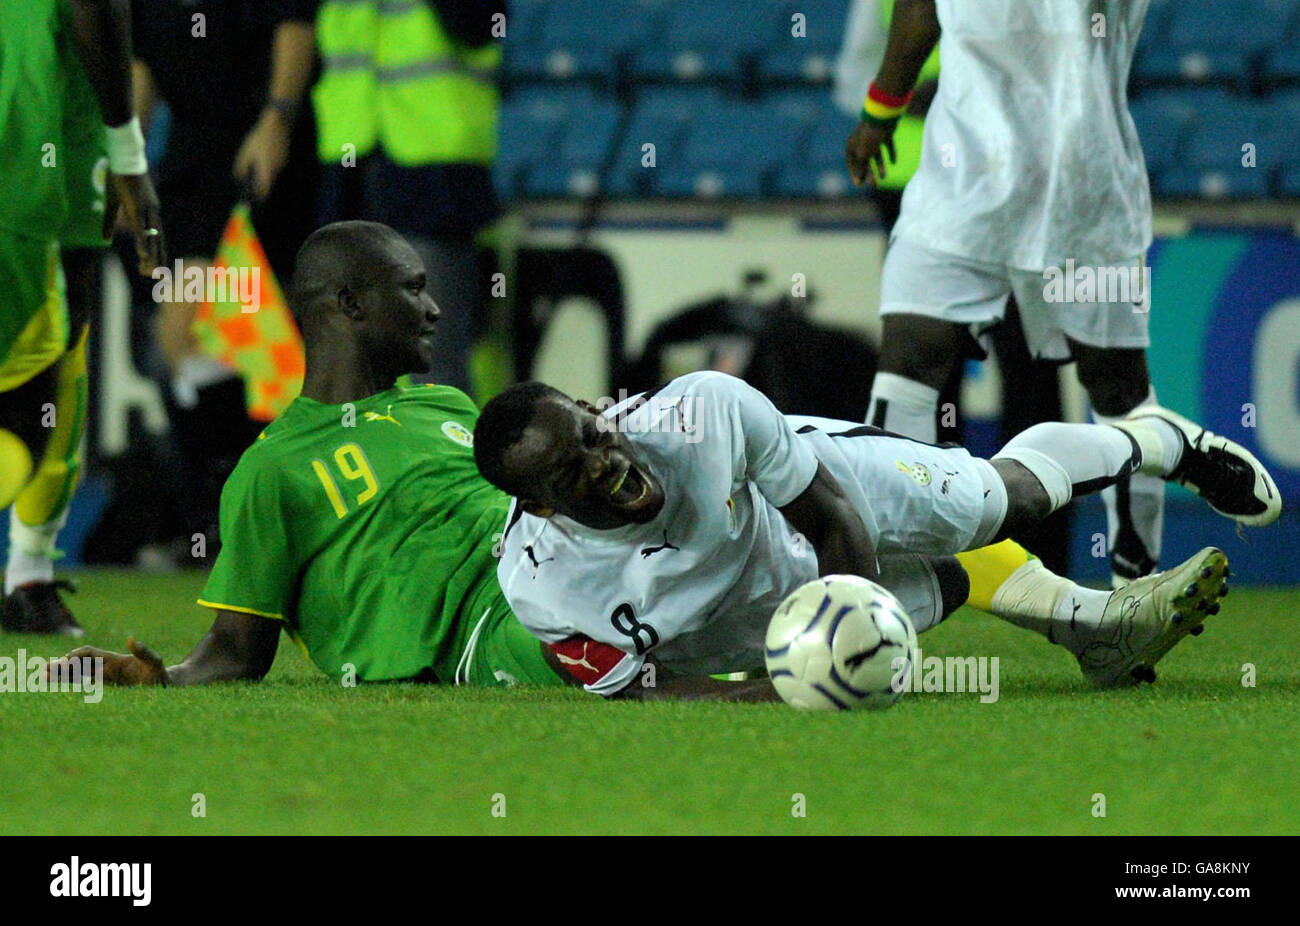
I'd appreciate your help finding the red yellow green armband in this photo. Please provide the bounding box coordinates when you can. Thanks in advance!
[861,82,913,126]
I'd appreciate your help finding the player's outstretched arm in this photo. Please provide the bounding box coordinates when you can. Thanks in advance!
[779,463,880,582]
[49,610,280,687]
[165,610,281,685]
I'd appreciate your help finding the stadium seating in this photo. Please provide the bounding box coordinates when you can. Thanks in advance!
[758,0,852,83]
[498,0,1300,201]
[1133,0,1297,85]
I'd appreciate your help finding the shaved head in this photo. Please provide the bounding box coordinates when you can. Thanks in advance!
[288,221,441,393]
[290,221,410,330]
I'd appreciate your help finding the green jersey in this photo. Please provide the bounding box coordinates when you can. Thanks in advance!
[200,383,519,683]
[0,1,68,238]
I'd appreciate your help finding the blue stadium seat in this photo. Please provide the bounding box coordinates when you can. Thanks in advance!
[1128,90,1202,176]
[1264,1,1300,79]
[507,0,664,80]
[524,101,624,196]
[629,0,781,81]
[772,109,857,197]
[687,102,802,169]
[498,87,608,197]
[1158,165,1270,198]
[1134,0,1293,83]
[762,87,835,127]
[1150,91,1270,197]
[653,100,800,197]
[505,0,549,41]
[606,87,728,195]
[1259,90,1300,183]
[759,0,851,82]
[1278,166,1300,196]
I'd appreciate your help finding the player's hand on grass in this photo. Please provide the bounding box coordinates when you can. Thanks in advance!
[105,172,165,276]
[49,637,170,687]
[846,120,898,188]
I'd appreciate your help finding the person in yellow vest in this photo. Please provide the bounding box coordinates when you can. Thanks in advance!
[313,0,503,394]
[834,0,940,232]
[128,0,318,566]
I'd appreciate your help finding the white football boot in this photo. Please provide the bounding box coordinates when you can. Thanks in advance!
[1072,546,1230,688]
[1117,408,1281,527]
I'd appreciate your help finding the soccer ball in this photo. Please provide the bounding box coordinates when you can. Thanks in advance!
[764,575,918,711]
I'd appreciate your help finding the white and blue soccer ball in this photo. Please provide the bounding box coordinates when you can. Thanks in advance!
[765,575,918,711]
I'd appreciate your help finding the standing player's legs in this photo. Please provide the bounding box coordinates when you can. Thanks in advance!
[0,235,66,508]
[866,239,1011,440]
[4,73,107,634]
[1010,260,1165,587]
[1072,341,1163,584]
[0,235,76,634]
[3,319,89,636]
[863,239,1047,626]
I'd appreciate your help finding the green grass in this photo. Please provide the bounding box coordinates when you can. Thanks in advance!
[1,570,1296,835]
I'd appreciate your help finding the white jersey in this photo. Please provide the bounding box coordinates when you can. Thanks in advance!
[496,373,991,695]
[891,0,1153,270]
[832,0,889,118]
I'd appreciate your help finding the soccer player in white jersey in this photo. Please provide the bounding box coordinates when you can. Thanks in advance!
[473,372,1278,700]
[845,0,1182,586]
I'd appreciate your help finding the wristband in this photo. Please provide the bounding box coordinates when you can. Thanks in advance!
[861,81,913,125]
[105,115,148,174]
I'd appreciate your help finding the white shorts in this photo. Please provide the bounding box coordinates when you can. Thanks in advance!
[880,237,1151,361]
[789,417,1003,556]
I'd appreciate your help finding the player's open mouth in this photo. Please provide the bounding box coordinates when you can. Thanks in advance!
[608,463,651,508]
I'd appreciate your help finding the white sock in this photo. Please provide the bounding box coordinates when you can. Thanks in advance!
[1046,584,1112,653]
[988,558,1109,652]
[866,372,939,442]
[877,553,944,633]
[993,421,1141,513]
[5,508,66,594]
[1093,389,1172,582]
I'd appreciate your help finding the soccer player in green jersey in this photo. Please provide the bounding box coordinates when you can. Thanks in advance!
[1,0,163,633]
[55,222,566,688]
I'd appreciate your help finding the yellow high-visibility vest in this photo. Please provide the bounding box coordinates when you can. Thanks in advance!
[313,0,500,167]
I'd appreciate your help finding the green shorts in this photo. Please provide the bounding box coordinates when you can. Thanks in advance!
[0,233,66,391]
[463,603,566,688]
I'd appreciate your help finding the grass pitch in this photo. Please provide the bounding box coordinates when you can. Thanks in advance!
[2,570,1296,835]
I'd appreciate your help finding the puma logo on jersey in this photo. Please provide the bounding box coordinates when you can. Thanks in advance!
[525,544,555,576]
[554,639,602,674]
[640,531,679,558]
[364,405,402,426]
